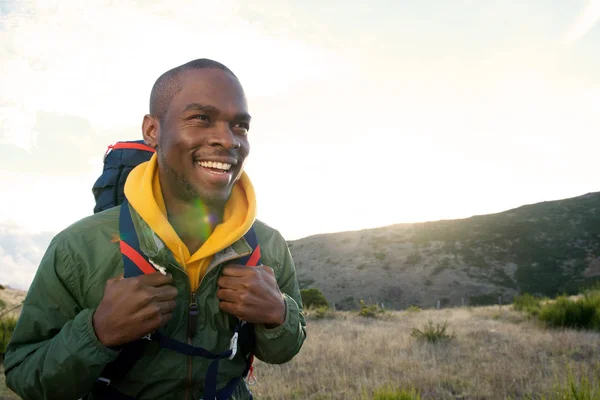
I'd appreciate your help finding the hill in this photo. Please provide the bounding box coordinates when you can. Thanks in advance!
[2,192,600,312]
[288,192,600,310]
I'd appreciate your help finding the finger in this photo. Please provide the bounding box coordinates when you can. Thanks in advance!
[217,276,245,290]
[138,272,174,287]
[135,300,175,322]
[159,311,174,327]
[219,300,240,317]
[221,264,251,277]
[217,288,238,303]
[259,265,275,276]
[157,299,177,315]
[151,285,179,302]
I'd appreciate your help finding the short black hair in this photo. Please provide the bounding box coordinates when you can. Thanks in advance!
[149,58,237,122]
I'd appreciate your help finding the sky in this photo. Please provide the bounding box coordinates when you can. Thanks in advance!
[1,0,599,289]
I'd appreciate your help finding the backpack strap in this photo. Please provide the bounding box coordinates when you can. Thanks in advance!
[119,200,162,277]
[94,200,260,399]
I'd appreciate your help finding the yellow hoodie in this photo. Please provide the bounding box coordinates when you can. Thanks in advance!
[124,153,256,292]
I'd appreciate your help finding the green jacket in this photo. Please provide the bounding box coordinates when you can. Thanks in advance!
[4,206,306,400]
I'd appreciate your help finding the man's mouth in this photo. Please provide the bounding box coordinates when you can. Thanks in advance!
[196,160,232,174]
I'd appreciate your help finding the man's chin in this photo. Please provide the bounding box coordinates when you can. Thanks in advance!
[191,188,233,209]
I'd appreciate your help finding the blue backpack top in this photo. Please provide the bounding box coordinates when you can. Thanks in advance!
[91,140,156,214]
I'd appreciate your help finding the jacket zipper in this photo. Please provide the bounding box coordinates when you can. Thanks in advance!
[186,292,197,400]
[185,249,252,400]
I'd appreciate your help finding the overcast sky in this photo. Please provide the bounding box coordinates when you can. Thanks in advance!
[1,0,599,289]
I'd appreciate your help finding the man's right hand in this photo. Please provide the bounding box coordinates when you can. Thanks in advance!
[92,272,178,348]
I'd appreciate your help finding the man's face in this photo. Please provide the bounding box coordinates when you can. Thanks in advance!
[152,68,251,207]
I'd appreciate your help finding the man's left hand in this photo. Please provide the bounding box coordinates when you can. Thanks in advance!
[217,264,286,327]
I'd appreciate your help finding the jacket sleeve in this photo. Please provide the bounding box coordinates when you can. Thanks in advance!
[253,240,306,364]
[4,234,120,400]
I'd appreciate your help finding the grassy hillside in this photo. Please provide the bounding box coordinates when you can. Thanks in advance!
[289,192,600,310]
[251,306,600,399]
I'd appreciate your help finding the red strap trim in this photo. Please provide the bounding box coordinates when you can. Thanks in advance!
[246,246,261,267]
[248,354,255,379]
[120,240,156,275]
[112,142,156,152]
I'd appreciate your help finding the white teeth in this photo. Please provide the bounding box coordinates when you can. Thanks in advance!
[197,161,232,171]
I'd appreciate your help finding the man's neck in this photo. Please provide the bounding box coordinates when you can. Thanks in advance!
[164,197,223,255]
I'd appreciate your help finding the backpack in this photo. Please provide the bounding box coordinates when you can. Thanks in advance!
[92,141,156,214]
[91,140,259,400]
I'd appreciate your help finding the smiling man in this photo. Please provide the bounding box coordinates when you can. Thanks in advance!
[4,59,306,400]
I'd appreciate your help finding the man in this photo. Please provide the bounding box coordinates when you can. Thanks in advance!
[4,59,306,400]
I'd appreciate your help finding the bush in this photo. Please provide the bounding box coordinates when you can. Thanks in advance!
[300,288,329,309]
[1,317,17,357]
[537,366,600,400]
[553,373,598,400]
[538,293,600,331]
[411,320,454,343]
[306,306,335,320]
[512,292,544,315]
[406,305,421,313]
[358,300,384,318]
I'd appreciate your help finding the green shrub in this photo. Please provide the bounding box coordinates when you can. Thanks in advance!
[300,288,329,309]
[308,306,335,320]
[411,320,454,343]
[406,305,421,313]
[538,293,600,331]
[553,373,598,400]
[358,300,384,318]
[1,317,17,356]
[536,366,600,400]
[512,292,544,315]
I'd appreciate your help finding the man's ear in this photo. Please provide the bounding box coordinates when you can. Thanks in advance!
[142,114,159,148]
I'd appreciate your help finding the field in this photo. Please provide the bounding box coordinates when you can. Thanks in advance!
[1,305,599,399]
[250,306,600,399]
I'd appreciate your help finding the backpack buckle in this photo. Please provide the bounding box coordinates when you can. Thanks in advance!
[96,377,111,386]
[141,333,152,341]
[149,260,167,275]
[229,331,239,360]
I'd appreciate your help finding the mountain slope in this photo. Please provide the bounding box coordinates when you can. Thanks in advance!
[288,192,600,310]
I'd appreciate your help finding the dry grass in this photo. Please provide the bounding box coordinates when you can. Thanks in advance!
[0,364,19,400]
[250,306,600,400]
[1,306,598,399]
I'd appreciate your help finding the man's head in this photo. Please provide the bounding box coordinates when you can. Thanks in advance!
[142,59,250,208]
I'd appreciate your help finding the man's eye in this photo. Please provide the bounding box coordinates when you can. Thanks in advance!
[192,114,210,122]
[235,122,250,132]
